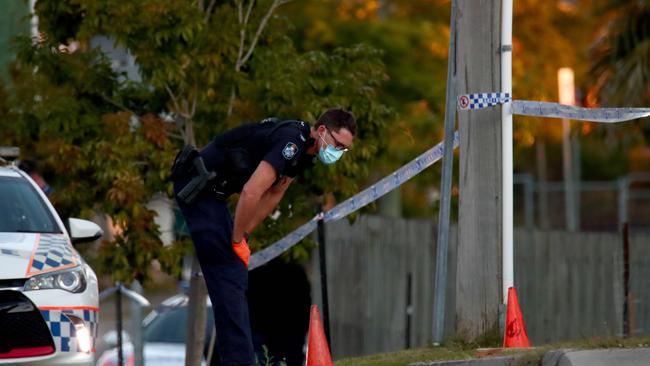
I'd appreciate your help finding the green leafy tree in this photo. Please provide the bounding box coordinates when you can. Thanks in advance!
[590,0,650,108]
[586,0,650,173]
[281,0,641,220]
[1,38,183,282]
[0,0,391,283]
[280,0,453,217]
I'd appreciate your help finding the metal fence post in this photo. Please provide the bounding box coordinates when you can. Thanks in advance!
[131,280,144,366]
[433,0,457,346]
[99,283,151,366]
[317,215,332,349]
[618,176,629,231]
[515,174,535,229]
[116,283,123,366]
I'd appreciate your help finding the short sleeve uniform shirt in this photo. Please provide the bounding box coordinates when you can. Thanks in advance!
[200,120,315,194]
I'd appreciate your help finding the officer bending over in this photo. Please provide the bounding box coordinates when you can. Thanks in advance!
[171,108,356,365]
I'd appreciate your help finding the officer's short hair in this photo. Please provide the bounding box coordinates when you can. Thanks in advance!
[315,109,357,136]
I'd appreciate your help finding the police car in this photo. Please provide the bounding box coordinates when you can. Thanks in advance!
[0,165,101,365]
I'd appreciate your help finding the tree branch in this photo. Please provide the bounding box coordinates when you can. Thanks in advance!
[164,83,183,115]
[99,94,147,127]
[236,0,246,68]
[229,0,292,115]
[237,0,292,69]
[244,0,255,28]
[190,86,198,118]
[227,87,236,117]
[164,84,191,141]
[204,0,218,23]
[167,131,185,141]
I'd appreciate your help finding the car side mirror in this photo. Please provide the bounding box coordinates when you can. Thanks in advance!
[68,218,103,244]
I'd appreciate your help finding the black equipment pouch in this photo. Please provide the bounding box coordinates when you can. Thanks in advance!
[171,145,218,205]
[171,145,199,181]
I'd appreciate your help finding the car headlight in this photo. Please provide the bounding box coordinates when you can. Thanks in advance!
[24,266,87,293]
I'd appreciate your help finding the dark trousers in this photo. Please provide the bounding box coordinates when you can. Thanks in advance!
[175,184,255,366]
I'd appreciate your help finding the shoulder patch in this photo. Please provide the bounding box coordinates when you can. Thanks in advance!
[282,142,299,160]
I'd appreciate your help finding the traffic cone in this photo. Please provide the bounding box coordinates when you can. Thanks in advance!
[306,305,333,366]
[503,287,531,348]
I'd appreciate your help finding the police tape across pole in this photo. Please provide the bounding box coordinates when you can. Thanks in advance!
[457,92,650,122]
[248,131,461,270]
[250,94,649,270]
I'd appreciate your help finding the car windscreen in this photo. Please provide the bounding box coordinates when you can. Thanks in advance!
[0,176,60,233]
[143,306,214,344]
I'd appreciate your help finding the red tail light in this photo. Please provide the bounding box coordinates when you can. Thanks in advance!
[0,345,55,358]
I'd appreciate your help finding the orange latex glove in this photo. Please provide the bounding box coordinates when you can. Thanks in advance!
[232,237,251,267]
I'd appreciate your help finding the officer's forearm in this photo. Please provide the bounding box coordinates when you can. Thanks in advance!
[232,188,264,243]
[245,189,285,234]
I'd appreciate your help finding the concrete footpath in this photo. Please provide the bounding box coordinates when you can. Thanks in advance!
[410,348,650,366]
[410,355,522,366]
[541,348,650,366]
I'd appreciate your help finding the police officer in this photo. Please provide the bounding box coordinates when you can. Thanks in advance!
[173,108,356,365]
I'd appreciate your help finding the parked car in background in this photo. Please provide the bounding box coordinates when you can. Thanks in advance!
[95,294,211,366]
[96,259,311,366]
[0,164,103,365]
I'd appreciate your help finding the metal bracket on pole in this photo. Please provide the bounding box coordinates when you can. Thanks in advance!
[432,0,458,346]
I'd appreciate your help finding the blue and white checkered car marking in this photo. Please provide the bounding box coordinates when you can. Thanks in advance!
[27,234,79,276]
[39,308,99,353]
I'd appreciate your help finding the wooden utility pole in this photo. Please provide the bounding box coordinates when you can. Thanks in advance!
[456,0,503,340]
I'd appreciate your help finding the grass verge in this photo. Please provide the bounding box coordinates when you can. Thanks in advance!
[334,336,650,366]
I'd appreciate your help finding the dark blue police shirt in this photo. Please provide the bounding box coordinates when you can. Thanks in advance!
[199,120,315,194]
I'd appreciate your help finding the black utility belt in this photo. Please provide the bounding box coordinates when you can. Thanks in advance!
[171,145,229,204]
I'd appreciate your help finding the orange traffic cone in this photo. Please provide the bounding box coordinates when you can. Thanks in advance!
[306,305,333,366]
[503,287,531,348]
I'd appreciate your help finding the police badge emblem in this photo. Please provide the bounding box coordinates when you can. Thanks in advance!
[282,142,298,160]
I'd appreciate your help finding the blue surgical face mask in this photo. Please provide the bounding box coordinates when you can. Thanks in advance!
[318,134,344,165]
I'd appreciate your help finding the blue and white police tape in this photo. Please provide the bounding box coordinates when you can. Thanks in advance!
[457,93,511,110]
[457,92,650,123]
[510,100,650,123]
[248,131,460,270]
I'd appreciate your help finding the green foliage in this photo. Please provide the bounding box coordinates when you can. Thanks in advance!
[586,0,650,154]
[0,0,392,281]
[0,35,183,283]
[8,0,645,283]
[589,0,650,108]
[280,0,451,218]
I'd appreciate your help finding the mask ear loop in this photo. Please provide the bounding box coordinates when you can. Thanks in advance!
[318,132,330,149]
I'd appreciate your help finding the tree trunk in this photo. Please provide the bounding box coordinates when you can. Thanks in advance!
[185,128,208,366]
[186,257,208,366]
[456,0,502,341]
